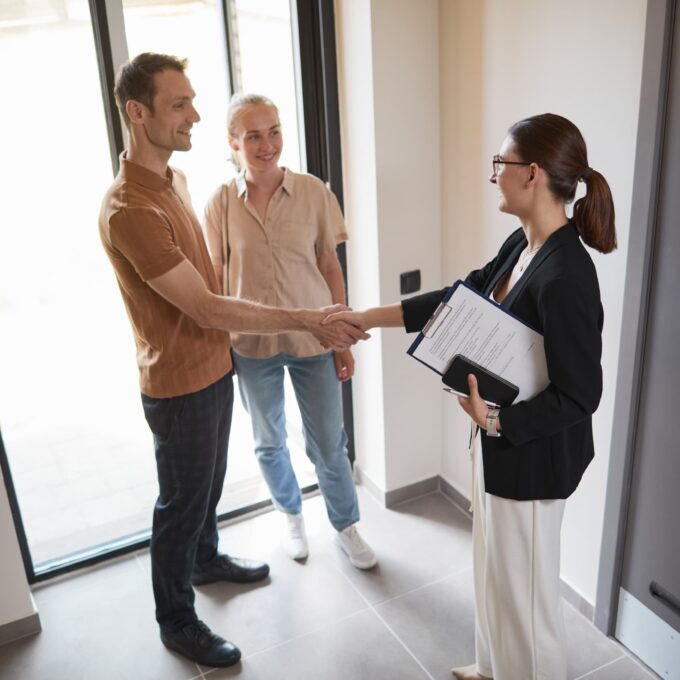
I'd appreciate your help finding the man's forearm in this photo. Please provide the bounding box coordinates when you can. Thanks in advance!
[199,292,315,334]
[146,258,366,350]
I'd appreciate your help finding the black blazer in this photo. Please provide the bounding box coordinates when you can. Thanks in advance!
[402,222,603,500]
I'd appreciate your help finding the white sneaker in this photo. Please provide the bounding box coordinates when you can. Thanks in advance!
[283,512,309,560]
[334,524,377,570]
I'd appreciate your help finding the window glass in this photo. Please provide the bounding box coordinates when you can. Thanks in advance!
[0,0,149,565]
[123,0,233,211]
[231,0,303,172]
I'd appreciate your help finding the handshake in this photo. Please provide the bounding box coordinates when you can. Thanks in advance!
[302,304,370,352]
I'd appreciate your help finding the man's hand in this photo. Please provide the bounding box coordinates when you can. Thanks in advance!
[457,374,496,430]
[334,349,355,382]
[301,305,370,351]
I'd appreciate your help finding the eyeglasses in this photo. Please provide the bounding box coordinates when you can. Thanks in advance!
[492,155,532,175]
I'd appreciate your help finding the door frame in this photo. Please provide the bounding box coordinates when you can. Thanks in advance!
[595,0,677,635]
[295,0,357,465]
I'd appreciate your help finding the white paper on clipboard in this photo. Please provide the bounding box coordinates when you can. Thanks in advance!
[408,281,549,403]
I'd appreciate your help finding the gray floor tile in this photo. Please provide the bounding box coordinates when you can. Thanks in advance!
[133,500,369,661]
[577,654,660,679]
[204,609,432,680]
[192,550,368,660]
[323,489,473,605]
[375,568,476,679]
[0,556,201,680]
[375,553,635,680]
[564,602,627,679]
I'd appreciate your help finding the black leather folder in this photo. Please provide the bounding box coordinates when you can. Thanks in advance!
[442,354,519,407]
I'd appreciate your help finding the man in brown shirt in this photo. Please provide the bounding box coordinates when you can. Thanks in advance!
[99,53,366,669]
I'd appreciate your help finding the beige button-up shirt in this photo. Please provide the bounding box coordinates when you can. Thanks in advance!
[203,168,349,358]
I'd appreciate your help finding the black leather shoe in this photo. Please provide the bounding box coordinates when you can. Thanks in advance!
[191,554,270,586]
[160,620,241,667]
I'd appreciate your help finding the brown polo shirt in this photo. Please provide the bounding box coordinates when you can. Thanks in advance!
[203,169,348,358]
[99,153,232,398]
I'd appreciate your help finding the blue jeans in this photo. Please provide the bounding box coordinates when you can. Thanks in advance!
[232,351,359,531]
[141,371,233,632]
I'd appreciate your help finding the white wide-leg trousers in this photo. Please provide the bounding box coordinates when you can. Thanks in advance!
[471,440,567,680]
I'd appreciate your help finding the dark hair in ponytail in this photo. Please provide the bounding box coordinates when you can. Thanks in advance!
[508,113,617,253]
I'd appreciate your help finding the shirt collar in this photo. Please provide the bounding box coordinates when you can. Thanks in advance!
[119,151,173,191]
[280,167,294,195]
[235,170,248,197]
[235,167,294,198]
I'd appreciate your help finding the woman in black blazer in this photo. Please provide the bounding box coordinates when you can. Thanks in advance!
[325,113,616,680]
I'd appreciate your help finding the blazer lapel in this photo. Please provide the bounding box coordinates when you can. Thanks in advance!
[484,239,526,297]
[501,225,567,309]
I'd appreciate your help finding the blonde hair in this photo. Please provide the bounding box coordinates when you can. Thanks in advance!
[227,94,280,170]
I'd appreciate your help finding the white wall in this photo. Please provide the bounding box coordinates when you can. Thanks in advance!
[338,0,648,608]
[335,0,387,489]
[0,465,37,631]
[336,0,442,493]
[438,0,647,606]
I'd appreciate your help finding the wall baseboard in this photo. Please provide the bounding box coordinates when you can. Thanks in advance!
[385,476,439,507]
[356,469,442,508]
[353,465,385,504]
[356,467,595,622]
[438,475,473,519]
[0,612,41,646]
[561,579,595,621]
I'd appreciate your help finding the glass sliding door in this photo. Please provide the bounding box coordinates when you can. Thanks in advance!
[0,0,342,580]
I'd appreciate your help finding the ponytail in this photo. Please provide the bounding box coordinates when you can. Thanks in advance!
[573,170,617,253]
[508,113,617,255]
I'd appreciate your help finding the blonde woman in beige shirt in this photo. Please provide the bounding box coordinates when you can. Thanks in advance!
[204,94,376,569]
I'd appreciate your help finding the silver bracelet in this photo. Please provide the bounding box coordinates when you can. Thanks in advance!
[485,408,501,437]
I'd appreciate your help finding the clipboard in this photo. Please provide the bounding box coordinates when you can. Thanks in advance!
[407,280,549,404]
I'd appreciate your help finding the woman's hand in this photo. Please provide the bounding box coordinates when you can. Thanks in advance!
[322,309,370,332]
[457,374,498,430]
[303,306,370,351]
[323,304,405,331]
[334,349,355,382]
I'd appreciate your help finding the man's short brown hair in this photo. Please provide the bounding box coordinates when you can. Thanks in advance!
[114,52,188,127]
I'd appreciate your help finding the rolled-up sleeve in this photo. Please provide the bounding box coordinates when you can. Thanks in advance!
[315,185,348,257]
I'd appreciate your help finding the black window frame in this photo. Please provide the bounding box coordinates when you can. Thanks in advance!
[295,0,356,465]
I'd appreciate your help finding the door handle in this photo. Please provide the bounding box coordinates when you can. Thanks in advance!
[649,580,680,617]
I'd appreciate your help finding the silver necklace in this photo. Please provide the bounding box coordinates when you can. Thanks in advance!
[518,244,543,272]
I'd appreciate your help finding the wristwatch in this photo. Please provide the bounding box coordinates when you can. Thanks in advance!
[485,408,501,437]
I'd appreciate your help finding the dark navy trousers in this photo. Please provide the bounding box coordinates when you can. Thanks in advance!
[141,371,234,632]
